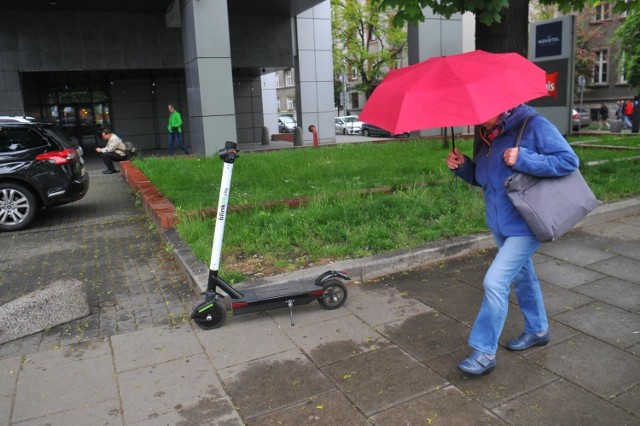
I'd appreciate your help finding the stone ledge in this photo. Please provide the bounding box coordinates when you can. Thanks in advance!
[271,133,295,142]
[0,279,90,344]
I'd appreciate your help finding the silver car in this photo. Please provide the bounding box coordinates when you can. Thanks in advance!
[335,116,364,135]
[572,108,591,130]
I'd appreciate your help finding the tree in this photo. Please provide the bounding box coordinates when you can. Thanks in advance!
[615,9,640,90]
[332,0,407,104]
[375,0,640,55]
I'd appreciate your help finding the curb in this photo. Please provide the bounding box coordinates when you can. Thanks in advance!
[120,161,176,230]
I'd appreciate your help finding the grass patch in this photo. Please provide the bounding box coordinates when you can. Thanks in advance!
[134,140,473,210]
[135,136,640,281]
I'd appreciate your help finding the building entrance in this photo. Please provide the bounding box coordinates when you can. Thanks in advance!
[21,72,111,148]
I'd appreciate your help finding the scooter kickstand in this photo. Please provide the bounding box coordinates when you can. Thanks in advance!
[287,299,295,326]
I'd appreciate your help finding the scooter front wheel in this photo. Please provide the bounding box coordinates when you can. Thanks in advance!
[192,299,227,330]
[317,279,347,310]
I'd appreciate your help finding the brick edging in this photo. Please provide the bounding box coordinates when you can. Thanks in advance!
[119,161,176,230]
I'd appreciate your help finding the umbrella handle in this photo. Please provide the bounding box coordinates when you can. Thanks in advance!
[451,127,456,152]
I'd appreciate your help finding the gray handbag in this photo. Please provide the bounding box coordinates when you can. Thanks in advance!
[505,116,600,242]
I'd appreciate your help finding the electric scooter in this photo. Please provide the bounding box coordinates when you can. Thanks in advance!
[191,142,350,330]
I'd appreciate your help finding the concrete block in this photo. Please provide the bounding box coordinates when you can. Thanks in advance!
[0,279,90,344]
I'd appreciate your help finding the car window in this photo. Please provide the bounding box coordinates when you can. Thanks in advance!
[0,127,48,153]
[42,125,75,148]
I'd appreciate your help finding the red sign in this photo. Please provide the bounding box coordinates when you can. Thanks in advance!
[546,72,558,98]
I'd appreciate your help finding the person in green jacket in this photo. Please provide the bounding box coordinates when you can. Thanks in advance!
[167,104,189,155]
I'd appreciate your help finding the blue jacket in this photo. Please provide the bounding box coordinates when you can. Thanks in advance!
[455,104,579,238]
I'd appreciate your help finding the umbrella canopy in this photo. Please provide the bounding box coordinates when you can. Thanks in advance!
[358,50,549,134]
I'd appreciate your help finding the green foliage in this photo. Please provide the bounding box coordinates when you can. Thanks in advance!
[377,0,509,26]
[332,0,407,99]
[377,0,640,29]
[615,9,640,90]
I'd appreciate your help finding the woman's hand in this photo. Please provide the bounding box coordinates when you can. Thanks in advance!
[503,148,519,167]
[447,148,465,170]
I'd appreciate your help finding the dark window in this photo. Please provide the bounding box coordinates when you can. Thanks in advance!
[0,127,47,153]
[350,92,359,109]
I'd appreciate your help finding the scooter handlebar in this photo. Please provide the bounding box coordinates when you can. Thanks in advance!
[219,141,239,163]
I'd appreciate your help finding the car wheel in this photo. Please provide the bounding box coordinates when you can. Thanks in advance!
[0,183,38,232]
[363,129,370,137]
[342,129,347,135]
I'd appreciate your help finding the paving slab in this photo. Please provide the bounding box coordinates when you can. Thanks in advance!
[283,313,391,367]
[246,390,370,426]
[587,255,640,284]
[321,346,447,416]
[528,334,640,398]
[493,379,638,425]
[371,385,506,425]
[537,239,617,266]
[537,279,595,316]
[0,397,11,426]
[196,313,296,369]
[378,311,469,362]
[219,349,335,419]
[574,277,640,313]
[389,272,485,325]
[16,399,123,426]
[13,343,117,422]
[111,323,203,372]
[535,260,607,289]
[126,395,243,426]
[554,302,640,349]
[118,352,231,424]
[0,355,20,398]
[427,347,558,409]
[581,220,640,241]
[610,383,640,417]
[347,286,435,327]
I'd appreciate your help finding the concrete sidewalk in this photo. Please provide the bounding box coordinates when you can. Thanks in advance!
[1,147,639,425]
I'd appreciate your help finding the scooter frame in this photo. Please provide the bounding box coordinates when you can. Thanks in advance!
[191,142,349,330]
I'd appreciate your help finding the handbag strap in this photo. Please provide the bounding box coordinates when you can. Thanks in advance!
[514,115,534,148]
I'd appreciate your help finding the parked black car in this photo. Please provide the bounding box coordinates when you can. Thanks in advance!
[0,116,90,231]
[361,122,409,138]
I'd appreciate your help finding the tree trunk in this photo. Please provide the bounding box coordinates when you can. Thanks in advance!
[475,0,530,56]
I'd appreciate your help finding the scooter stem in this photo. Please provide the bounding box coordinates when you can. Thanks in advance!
[210,142,238,272]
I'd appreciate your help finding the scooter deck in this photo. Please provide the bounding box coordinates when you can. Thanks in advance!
[230,279,323,315]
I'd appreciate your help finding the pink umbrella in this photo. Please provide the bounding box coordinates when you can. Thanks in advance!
[359,50,549,134]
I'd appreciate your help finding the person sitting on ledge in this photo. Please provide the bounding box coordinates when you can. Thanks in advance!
[96,128,127,174]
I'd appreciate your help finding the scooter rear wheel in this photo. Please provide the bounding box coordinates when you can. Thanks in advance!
[193,300,227,330]
[317,279,347,310]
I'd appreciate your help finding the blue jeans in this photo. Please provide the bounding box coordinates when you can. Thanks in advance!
[168,131,187,155]
[468,234,548,355]
[623,115,633,129]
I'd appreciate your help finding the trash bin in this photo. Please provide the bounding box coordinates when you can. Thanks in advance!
[609,120,623,133]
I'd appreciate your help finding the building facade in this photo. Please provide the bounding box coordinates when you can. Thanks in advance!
[574,3,636,122]
[0,0,336,154]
